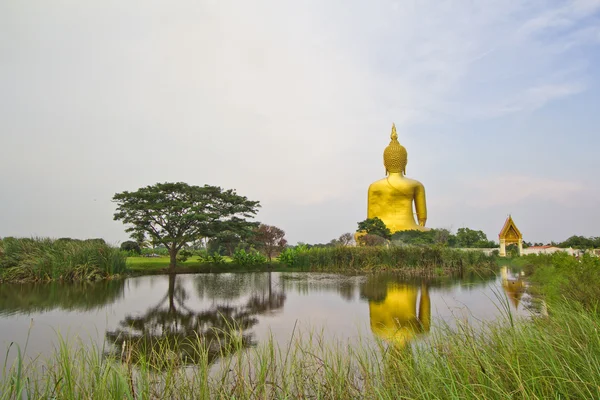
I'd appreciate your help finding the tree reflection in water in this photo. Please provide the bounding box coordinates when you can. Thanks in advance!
[106,273,285,367]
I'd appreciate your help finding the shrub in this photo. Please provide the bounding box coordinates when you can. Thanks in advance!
[231,249,267,266]
[0,237,126,282]
[197,252,226,265]
[523,252,600,311]
[120,241,141,255]
[177,249,193,263]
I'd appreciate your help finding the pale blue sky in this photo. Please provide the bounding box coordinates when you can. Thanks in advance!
[1,0,599,245]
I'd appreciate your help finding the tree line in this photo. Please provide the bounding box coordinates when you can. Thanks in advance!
[353,217,498,248]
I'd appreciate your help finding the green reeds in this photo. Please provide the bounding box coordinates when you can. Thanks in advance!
[279,245,495,275]
[0,237,126,283]
[518,252,600,311]
[3,301,600,399]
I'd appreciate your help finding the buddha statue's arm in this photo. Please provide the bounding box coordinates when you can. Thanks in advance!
[418,284,431,332]
[414,183,427,226]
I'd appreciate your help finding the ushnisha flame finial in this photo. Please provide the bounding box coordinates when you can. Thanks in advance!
[391,123,398,141]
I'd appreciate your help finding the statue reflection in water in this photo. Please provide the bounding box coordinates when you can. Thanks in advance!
[500,266,526,310]
[106,273,285,367]
[362,279,431,348]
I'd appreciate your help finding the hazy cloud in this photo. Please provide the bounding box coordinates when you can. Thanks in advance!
[465,175,590,208]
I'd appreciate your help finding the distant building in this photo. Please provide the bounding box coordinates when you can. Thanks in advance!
[521,246,580,256]
[498,215,523,257]
[586,249,600,257]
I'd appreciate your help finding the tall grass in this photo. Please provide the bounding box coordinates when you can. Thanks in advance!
[279,245,495,275]
[514,252,600,311]
[0,237,126,283]
[2,301,600,399]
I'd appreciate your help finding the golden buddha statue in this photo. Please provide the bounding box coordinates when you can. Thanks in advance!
[368,282,431,347]
[366,124,428,233]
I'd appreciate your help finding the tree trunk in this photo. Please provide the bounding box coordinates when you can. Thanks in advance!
[169,247,177,271]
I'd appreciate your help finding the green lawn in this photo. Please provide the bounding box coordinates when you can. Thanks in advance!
[127,256,217,270]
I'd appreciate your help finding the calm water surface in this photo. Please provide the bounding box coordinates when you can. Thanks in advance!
[0,269,528,362]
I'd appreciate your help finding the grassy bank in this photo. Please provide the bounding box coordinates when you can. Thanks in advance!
[126,245,496,277]
[278,245,496,275]
[2,301,599,399]
[0,237,126,283]
[518,252,600,310]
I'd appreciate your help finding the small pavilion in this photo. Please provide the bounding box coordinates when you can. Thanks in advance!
[498,215,523,257]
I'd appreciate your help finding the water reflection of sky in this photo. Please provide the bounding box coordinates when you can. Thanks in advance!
[0,270,529,361]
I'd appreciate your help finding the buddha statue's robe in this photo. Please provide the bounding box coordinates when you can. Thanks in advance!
[367,173,427,233]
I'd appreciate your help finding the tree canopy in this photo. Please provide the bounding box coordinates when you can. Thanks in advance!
[357,218,392,240]
[253,224,287,261]
[113,182,260,269]
[558,235,600,249]
[388,227,496,248]
[455,227,496,248]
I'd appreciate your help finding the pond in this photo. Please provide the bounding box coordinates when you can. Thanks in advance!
[0,267,528,364]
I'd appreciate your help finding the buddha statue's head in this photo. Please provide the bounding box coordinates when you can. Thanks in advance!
[383,124,408,175]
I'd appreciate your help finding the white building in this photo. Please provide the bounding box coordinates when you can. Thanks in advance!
[521,246,580,256]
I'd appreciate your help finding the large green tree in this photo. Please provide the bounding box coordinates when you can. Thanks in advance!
[455,227,496,248]
[357,217,392,240]
[113,182,260,270]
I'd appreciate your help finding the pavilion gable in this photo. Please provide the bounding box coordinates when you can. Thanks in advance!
[499,215,522,242]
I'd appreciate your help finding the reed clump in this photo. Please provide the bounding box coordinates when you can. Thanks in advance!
[0,237,126,283]
[516,252,600,311]
[2,301,600,399]
[279,245,495,275]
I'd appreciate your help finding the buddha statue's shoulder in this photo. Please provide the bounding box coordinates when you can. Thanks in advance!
[403,177,425,188]
[368,177,390,190]
[369,176,424,191]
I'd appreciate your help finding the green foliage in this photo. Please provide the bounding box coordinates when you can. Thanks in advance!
[557,235,600,249]
[455,227,497,248]
[357,217,392,239]
[120,240,141,255]
[277,244,494,273]
[277,244,308,268]
[176,249,193,263]
[0,237,126,282]
[358,233,388,246]
[231,249,267,266]
[522,252,600,310]
[112,182,260,269]
[359,226,497,248]
[208,230,254,256]
[392,229,436,245]
[197,252,226,265]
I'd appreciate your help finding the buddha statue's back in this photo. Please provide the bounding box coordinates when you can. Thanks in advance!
[366,124,428,233]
